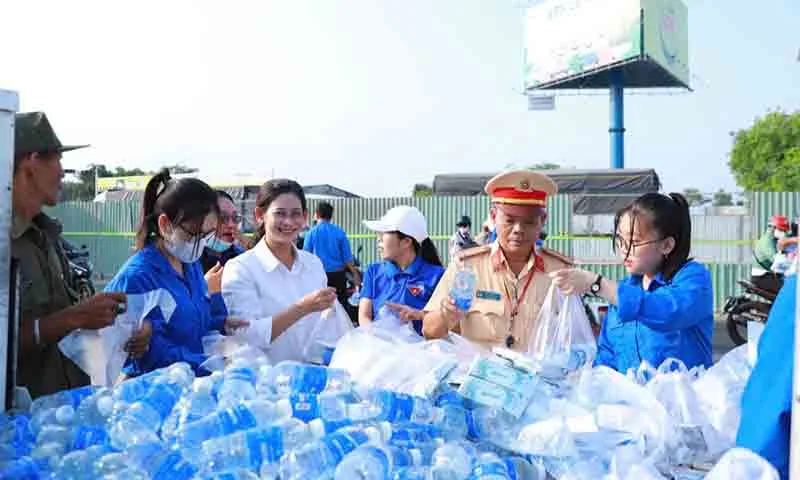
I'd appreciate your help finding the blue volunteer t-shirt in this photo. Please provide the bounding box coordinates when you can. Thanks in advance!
[361,256,445,334]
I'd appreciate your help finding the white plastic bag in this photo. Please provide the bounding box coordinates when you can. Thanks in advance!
[704,448,779,480]
[527,285,597,373]
[302,301,354,363]
[58,289,177,386]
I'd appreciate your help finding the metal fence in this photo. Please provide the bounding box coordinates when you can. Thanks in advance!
[44,193,774,311]
[751,191,800,233]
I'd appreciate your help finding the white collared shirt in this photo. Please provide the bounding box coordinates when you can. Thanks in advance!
[221,240,328,363]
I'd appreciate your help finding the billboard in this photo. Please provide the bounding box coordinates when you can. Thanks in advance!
[523,0,643,89]
[642,0,690,87]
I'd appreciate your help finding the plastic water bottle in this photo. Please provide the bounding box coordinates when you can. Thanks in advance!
[390,424,445,448]
[198,470,261,480]
[464,408,520,448]
[35,423,74,448]
[94,452,132,476]
[54,444,113,479]
[430,441,477,480]
[216,366,258,410]
[471,453,511,480]
[450,267,477,311]
[127,442,198,480]
[109,380,186,449]
[355,388,442,424]
[269,361,352,395]
[286,392,354,423]
[75,389,115,426]
[307,418,357,437]
[503,456,545,480]
[71,425,110,451]
[0,456,40,479]
[334,444,429,480]
[112,363,193,405]
[280,422,393,479]
[348,289,361,307]
[29,385,98,416]
[200,417,315,474]
[162,377,218,441]
[393,466,431,480]
[175,399,292,449]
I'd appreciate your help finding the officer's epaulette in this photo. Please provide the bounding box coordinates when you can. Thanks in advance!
[540,247,575,266]
[456,245,492,261]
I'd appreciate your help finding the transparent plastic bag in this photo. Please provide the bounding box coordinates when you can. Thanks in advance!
[302,301,354,364]
[368,306,424,344]
[527,285,597,374]
[704,448,779,480]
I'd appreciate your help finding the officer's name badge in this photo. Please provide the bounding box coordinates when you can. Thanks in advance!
[476,290,502,301]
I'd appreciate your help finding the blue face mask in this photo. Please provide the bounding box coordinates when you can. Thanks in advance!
[206,235,232,253]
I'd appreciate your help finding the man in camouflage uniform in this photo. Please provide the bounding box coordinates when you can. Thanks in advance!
[12,112,146,398]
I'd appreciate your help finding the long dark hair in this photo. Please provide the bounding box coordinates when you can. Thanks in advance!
[135,169,219,251]
[254,179,307,243]
[395,232,443,267]
[613,192,691,281]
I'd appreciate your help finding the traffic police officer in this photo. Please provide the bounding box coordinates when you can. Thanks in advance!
[422,170,571,351]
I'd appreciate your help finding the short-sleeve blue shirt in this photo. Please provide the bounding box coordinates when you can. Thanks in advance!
[361,256,445,334]
[302,221,354,273]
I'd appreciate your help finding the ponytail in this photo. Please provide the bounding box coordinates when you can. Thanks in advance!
[134,169,219,252]
[415,238,443,267]
[135,169,172,250]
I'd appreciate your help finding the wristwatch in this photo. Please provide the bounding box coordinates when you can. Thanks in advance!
[590,274,603,295]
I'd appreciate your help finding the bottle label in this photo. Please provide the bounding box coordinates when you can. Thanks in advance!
[504,458,519,480]
[246,426,284,467]
[452,296,473,311]
[144,384,181,420]
[152,451,197,480]
[322,430,369,464]
[389,447,414,469]
[382,391,415,422]
[294,366,329,393]
[289,394,320,423]
[218,405,258,434]
[472,461,508,478]
[225,367,257,385]
[71,426,108,450]
[465,410,480,440]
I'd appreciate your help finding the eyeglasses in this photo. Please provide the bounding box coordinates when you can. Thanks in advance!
[614,235,663,254]
[176,223,217,242]
[220,214,243,225]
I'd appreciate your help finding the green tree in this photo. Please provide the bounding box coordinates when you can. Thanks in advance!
[712,189,733,207]
[682,188,706,206]
[412,183,433,197]
[729,110,800,191]
[161,164,198,174]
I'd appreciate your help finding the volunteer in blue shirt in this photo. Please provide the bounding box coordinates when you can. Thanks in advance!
[736,274,796,480]
[105,170,248,376]
[551,192,714,373]
[303,201,362,305]
[358,206,445,334]
[200,190,246,273]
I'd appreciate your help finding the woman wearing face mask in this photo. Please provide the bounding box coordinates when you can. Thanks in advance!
[358,206,445,335]
[550,193,713,374]
[200,190,247,273]
[105,170,249,376]
[221,179,337,363]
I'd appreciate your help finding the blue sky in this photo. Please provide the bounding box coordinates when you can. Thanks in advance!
[2,0,798,197]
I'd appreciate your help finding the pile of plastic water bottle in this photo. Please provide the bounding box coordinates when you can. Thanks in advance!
[0,342,778,480]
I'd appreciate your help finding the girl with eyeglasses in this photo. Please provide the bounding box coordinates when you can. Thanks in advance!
[105,170,248,376]
[221,179,339,363]
[550,192,713,374]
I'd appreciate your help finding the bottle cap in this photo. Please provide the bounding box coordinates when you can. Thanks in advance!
[308,419,326,439]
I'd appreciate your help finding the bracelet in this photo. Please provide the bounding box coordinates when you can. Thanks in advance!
[34,318,42,346]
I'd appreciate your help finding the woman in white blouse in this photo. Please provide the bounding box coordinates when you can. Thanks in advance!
[221,179,337,363]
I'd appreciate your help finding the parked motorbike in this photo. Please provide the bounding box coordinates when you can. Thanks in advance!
[723,277,780,346]
[343,245,364,326]
[59,238,96,301]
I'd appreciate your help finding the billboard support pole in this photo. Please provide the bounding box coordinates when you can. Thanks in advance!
[609,69,625,169]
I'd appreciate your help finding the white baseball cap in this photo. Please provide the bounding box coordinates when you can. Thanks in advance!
[363,206,429,244]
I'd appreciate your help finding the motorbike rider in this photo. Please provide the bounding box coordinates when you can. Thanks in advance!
[751,215,791,293]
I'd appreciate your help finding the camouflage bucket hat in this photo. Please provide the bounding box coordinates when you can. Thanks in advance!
[14,112,89,156]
